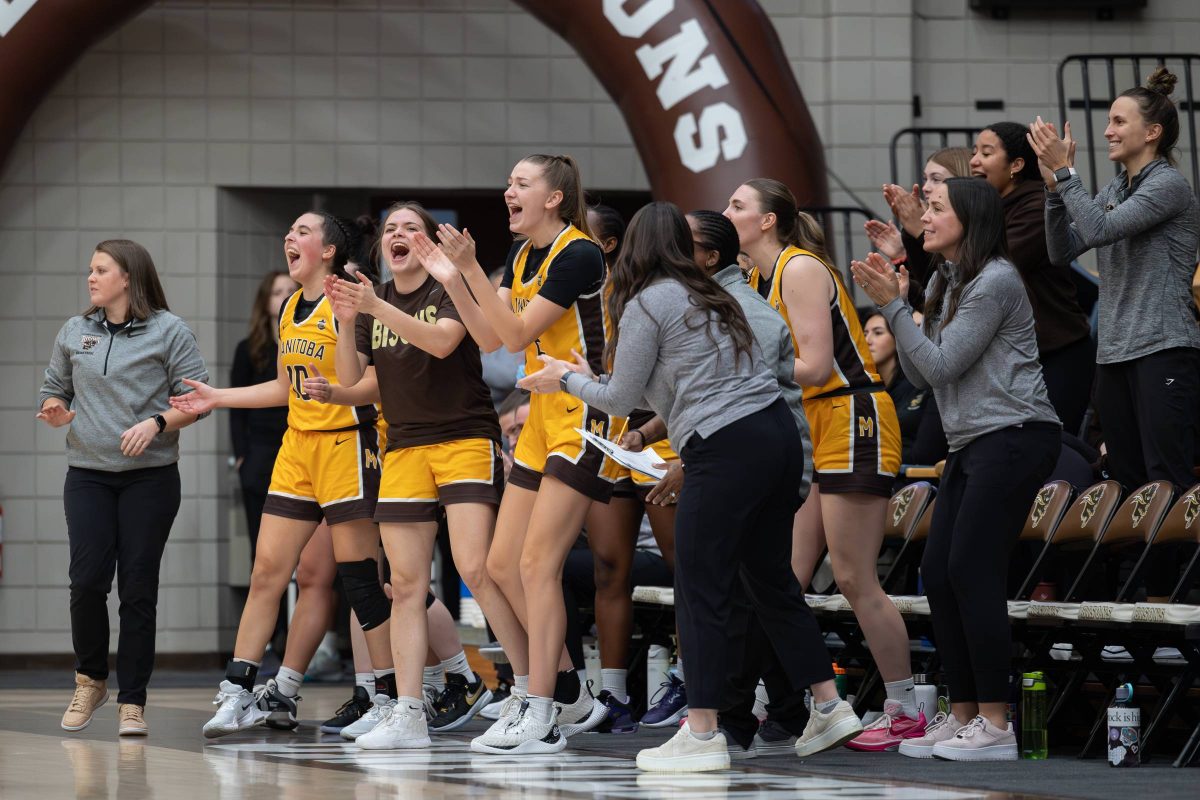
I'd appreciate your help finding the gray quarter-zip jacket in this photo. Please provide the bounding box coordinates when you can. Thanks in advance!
[39,309,209,471]
[880,258,1060,451]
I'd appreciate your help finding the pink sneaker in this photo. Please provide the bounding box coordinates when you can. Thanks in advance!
[897,712,963,759]
[845,700,926,751]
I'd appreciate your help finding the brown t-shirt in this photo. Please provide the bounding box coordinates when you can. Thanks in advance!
[356,275,500,450]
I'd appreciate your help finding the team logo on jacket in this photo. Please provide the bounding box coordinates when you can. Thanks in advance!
[80,334,100,352]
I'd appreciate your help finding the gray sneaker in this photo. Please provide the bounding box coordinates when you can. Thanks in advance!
[753,719,798,756]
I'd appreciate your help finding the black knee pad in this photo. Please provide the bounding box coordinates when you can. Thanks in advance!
[337,559,390,631]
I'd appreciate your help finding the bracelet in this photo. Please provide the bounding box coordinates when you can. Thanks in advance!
[153,414,167,434]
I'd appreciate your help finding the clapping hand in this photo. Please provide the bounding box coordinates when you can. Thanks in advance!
[882,183,924,237]
[410,231,462,286]
[302,362,332,403]
[436,224,478,271]
[850,252,906,307]
[863,219,904,261]
[1027,117,1076,183]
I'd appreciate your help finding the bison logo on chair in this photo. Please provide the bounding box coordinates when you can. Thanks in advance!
[891,486,915,528]
[1079,484,1106,527]
[1130,483,1159,528]
[1030,485,1055,528]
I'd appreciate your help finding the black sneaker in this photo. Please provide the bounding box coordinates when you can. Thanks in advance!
[318,685,372,734]
[430,672,494,732]
[258,679,300,731]
[595,689,639,734]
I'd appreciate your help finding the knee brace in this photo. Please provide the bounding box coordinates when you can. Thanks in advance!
[337,559,390,631]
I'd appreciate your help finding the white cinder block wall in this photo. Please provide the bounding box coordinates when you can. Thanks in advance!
[2,0,1198,655]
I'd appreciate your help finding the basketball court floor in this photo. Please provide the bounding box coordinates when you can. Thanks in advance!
[1,683,1195,800]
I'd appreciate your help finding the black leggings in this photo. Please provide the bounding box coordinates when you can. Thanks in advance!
[1040,334,1095,439]
[921,424,1058,704]
[65,464,181,706]
[675,399,832,709]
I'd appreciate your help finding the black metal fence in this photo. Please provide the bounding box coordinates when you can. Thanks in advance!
[888,127,980,187]
[1057,54,1200,197]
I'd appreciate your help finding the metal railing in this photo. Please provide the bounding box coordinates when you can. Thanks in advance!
[888,127,980,187]
[1057,54,1200,197]
[802,205,874,294]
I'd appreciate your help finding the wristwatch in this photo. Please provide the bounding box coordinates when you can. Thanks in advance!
[559,371,571,393]
[153,414,167,434]
[1053,166,1077,184]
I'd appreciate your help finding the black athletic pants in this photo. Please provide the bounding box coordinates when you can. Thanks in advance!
[717,579,811,748]
[65,464,181,705]
[1040,334,1095,439]
[1095,347,1200,596]
[675,399,833,709]
[922,424,1059,703]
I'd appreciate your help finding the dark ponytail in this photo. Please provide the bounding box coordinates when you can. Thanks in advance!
[686,209,740,269]
[1119,66,1181,165]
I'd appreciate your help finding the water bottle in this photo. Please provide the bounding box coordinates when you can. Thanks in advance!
[645,644,670,707]
[1021,671,1048,759]
[832,664,847,699]
[913,673,938,720]
[1107,683,1140,767]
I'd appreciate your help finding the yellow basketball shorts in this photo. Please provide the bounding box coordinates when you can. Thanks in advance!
[509,390,618,502]
[630,437,679,491]
[804,390,901,497]
[264,426,381,524]
[375,438,504,524]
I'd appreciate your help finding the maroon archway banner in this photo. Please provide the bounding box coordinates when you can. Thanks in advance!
[0,0,826,209]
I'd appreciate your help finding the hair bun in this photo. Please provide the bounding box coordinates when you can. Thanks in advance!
[1146,66,1178,97]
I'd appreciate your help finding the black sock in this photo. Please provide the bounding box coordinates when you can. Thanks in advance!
[375,671,398,699]
[552,669,581,704]
[225,659,258,692]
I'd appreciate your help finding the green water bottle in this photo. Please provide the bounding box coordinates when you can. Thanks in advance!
[1021,671,1048,759]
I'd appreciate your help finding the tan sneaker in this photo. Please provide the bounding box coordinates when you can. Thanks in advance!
[794,699,864,757]
[636,721,731,772]
[62,673,109,731]
[118,703,148,736]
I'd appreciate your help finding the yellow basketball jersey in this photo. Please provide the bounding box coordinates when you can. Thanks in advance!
[765,246,882,400]
[278,290,377,432]
[509,225,606,376]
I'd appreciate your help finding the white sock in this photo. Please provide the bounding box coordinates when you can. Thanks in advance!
[815,698,840,715]
[440,651,474,680]
[885,677,918,718]
[514,675,529,698]
[355,672,374,694]
[670,660,684,682]
[600,668,628,704]
[274,666,304,698]
[422,664,445,691]
[397,695,425,718]
[527,694,554,724]
[690,726,717,740]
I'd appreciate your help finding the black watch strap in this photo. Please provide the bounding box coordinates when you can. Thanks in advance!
[153,414,167,433]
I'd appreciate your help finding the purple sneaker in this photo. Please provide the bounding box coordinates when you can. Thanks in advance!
[640,674,688,728]
[595,690,639,734]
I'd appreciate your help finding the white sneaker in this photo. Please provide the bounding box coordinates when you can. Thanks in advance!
[932,715,1017,761]
[355,701,431,750]
[479,692,525,737]
[636,722,731,772]
[794,700,863,757]
[556,683,607,737]
[340,694,395,741]
[202,681,269,739]
[470,700,566,755]
[897,712,962,759]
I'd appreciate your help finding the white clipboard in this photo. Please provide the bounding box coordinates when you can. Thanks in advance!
[575,427,667,480]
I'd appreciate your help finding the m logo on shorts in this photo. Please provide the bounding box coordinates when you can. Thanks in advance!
[857,416,875,438]
[589,419,606,437]
[364,449,379,470]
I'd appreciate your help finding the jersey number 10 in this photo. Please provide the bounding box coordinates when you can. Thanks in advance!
[286,364,311,401]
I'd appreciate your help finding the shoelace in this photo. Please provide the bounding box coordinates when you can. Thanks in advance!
[424,685,444,718]
[68,687,98,714]
[923,711,949,733]
[333,695,366,717]
[954,716,987,740]
[648,679,677,707]
[120,706,142,723]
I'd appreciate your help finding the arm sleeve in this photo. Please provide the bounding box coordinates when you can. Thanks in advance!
[1006,192,1054,279]
[1056,171,1193,250]
[880,277,1006,389]
[563,297,659,417]
[38,320,75,409]
[164,318,211,419]
[900,228,933,286]
[907,393,949,465]
[229,339,253,458]
[537,241,605,308]
[355,310,373,362]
